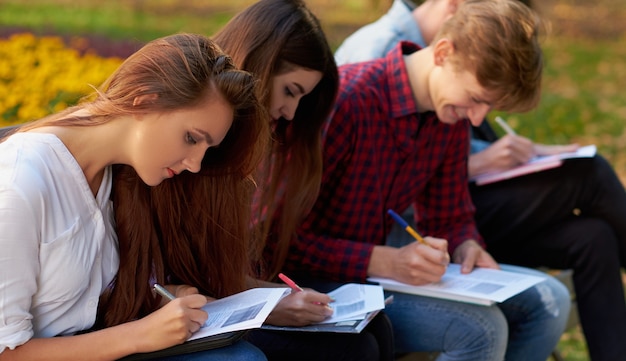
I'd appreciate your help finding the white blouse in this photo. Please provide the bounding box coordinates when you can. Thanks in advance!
[0,133,119,353]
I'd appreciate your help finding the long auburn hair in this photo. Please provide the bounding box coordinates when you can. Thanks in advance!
[212,0,339,280]
[95,33,268,327]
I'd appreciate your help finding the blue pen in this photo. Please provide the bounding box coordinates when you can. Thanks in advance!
[387,209,426,244]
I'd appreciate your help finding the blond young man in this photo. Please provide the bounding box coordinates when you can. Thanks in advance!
[282,1,571,360]
[336,1,626,359]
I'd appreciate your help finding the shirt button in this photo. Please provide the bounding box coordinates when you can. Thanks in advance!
[88,300,97,308]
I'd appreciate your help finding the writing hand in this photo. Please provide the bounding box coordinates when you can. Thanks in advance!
[370,236,448,285]
[469,134,534,177]
[265,289,333,326]
[134,294,208,353]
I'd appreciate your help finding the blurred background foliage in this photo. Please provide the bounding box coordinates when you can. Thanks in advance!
[0,33,121,122]
[1,0,625,359]
[1,0,624,173]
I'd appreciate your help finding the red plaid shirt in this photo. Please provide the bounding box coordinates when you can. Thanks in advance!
[283,42,484,282]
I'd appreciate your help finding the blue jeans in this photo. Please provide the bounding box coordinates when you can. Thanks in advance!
[386,264,569,361]
[302,266,569,361]
[154,340,267,361]
[385,210,571,360]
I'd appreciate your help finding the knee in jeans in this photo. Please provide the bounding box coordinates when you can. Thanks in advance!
[445,307,508,353]
[536,278,571,319]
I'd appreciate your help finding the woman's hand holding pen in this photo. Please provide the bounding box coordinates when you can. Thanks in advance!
[265,289,334,326]
[130,292,208,353]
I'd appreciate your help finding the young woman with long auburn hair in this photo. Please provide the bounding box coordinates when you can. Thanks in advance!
[0,33,269,360]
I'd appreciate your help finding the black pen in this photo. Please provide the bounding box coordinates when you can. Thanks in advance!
[153,283,176,301]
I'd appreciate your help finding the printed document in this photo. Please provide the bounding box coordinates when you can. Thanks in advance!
[121,287,288,360]
[188,287,288,341]
[318,283,386,323]
[261,283,387,333]
[368,264,544,306]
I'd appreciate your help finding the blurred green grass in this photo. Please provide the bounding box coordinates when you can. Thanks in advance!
[2,0,624,166]
[2,1,625,359]
[0,0,239,41]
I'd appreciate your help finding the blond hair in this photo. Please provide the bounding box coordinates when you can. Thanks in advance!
[434,0,544,112]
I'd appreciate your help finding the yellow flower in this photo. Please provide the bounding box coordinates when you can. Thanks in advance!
[0,33,123,126]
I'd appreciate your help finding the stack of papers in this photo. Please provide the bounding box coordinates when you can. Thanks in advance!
[262,283,388,333]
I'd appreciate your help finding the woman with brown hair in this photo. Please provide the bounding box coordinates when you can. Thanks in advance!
[0,33,268,360]
[142,0,393,360]
[212,0,339,284]
[214,1,392,359]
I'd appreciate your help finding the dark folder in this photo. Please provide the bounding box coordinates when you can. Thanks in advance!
[118,330,246,361]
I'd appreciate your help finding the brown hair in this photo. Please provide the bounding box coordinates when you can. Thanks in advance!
[434,0,544,112]
[212,0,339,280]
[87,33,269,327]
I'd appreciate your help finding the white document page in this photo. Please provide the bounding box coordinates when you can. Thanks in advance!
[188,287,288,341]
[318,283,385,323]
[526,144,597,165]
[369,264,544,305]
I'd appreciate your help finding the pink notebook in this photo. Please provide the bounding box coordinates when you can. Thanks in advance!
[472,159,563,185]
[471,145,596,186]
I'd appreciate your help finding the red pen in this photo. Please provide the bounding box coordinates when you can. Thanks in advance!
[279,273,331,306]
[278,272,304,292]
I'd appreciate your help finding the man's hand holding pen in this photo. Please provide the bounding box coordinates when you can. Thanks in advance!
[392,236,449,285]
[370,209,450,285]
[368,235,449,286]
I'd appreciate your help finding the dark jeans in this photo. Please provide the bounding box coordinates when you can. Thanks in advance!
[470,155,626,361]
